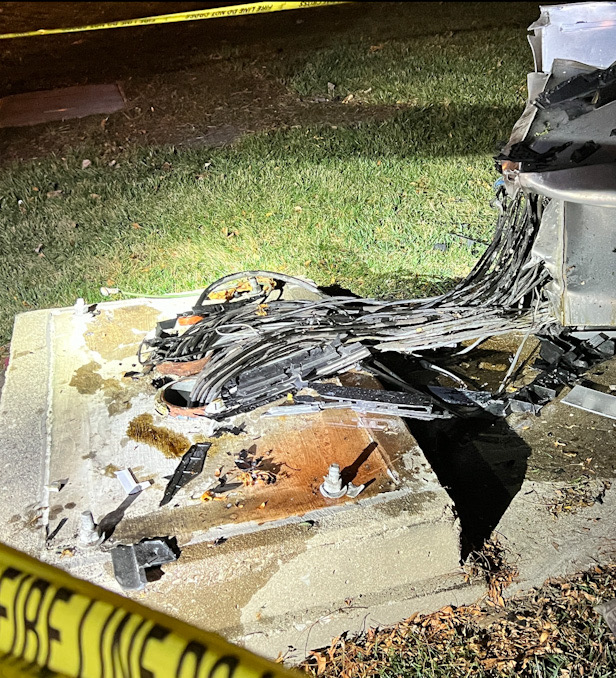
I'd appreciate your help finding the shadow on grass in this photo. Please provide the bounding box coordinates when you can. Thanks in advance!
[0,3,538,96]
[242,103,522,162]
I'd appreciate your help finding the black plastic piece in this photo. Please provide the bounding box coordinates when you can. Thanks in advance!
[160,442,210,507]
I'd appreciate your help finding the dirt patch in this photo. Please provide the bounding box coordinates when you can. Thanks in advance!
[126,412,192,458]
[0,59,404,165]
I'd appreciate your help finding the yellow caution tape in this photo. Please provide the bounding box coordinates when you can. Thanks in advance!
[0,2,348,40]
[0,541,297,678]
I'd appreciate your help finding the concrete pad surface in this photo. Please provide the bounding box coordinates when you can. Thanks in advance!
[0,298,468,661]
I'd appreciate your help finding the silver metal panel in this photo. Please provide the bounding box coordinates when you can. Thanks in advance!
[519,165,616,207]
[561,202,616,327]
[561,384,616,419]
[530,2,616,74]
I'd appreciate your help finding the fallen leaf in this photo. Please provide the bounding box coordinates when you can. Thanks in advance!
[46,190,63,198]
[131,222,141,230]
[310,652,326,675]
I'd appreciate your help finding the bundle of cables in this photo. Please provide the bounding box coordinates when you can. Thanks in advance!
[140,186,555,417]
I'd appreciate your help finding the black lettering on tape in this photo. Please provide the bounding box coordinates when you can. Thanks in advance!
[21,578,50,664]
[139,624,170,678]
[208,656,239,678]
[9,572,31,657]
[110,612,132,678]
[0,566,21,623]
[44,587,73,668]
[176,640,207,678]
[0,567,22,655]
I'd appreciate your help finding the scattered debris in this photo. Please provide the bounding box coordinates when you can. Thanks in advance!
[160,442,210,507]
[79,510,100,546]
[545,478,611,518]
[464,538,519,607]
[115,468,152,496]
[45,517,67,544]
[234,448,278,486]
[302,563,616,676]
[110,537,180,590]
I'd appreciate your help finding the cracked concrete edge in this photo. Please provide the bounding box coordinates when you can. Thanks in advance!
[0,310,52,556]
[494,478,616,597]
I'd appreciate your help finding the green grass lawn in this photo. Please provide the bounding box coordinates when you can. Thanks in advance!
[0,8,533,345]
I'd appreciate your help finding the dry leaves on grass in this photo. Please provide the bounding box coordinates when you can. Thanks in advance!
[300,561,616,678]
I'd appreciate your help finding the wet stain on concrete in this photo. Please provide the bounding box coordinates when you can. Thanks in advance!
[85,305,160,361]
[69,360,146,415]
[69,361,106,394]
[127,413,191,458]
[103,463,122,478]
[49,504,64,520]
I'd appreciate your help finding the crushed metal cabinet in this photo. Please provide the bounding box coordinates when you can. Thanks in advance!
[523,167,616,327]
[502,2,616,329]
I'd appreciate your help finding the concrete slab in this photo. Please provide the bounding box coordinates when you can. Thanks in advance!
[0,298,470,662]
[0,84,125,128]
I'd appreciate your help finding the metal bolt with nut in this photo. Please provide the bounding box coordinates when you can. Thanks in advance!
[320,463,347,499]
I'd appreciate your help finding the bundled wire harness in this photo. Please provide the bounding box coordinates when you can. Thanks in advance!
[141,187,555,417]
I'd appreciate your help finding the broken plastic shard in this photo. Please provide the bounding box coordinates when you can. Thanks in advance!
[115,468,152,496]
[160,442,210,507]
[310,383,450,420]
[47,477,68,492]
